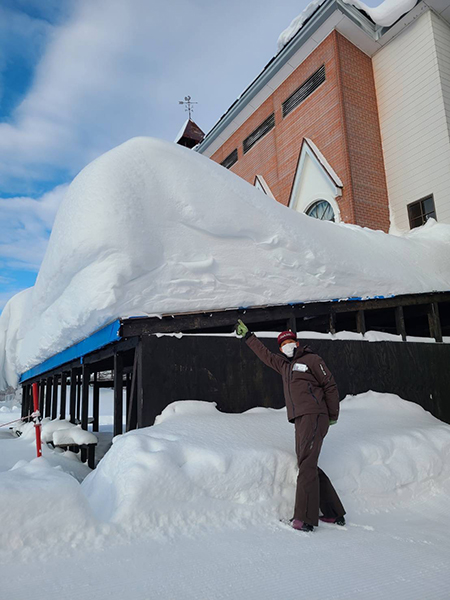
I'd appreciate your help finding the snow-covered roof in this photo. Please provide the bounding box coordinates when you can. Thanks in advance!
[342,0,418,29]
[277,0,327,52]
[1,137,449,390]
[278,0,418,52]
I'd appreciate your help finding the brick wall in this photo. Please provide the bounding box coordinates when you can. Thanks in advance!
[337,34,390,231]
[210,31,390,231]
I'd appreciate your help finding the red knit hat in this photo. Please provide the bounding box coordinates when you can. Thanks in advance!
[277,330,297,346]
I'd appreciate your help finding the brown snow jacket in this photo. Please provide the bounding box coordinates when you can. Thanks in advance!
[245,334,340,423]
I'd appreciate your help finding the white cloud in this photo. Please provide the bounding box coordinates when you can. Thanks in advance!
[0,0,311,191]
[0,184,68,270]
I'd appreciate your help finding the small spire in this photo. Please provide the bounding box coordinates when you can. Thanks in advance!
[174,118,205,149]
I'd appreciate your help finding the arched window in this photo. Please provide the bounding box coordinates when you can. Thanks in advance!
[306,200,335,222]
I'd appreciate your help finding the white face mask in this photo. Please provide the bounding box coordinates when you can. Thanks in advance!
[281,342,297,358]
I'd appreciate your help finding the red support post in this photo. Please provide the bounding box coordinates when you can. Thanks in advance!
[32,382,42,458]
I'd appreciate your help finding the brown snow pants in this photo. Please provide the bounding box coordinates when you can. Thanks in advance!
[293,413,345,526]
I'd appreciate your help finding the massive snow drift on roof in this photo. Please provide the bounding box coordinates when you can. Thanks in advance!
[0,136,449,389]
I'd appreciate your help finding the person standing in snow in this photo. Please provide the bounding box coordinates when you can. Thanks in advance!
[235,319,345,532]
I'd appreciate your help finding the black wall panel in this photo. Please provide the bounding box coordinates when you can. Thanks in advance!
[140,336,450,427]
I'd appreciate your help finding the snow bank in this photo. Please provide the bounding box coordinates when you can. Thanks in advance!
[1,136,449,389]
[82,393,450,539]
[342,0,417,28]
[0,458,98,560]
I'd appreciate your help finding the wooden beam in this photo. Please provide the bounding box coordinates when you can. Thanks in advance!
[83,336,139,366]
[395,306,407,341]
[45,377,53,419]
[21,385,29,419]
[120,292,450,337]
[126,348,138,432]
[113,352,124,437]
[92,372,99,432]
[328,313,336,335]
[39,380,45,415]
[76,372,81,422]
[69,368,77,424]
[428,303,443,343]
[81,366,90,430]
[51,373,59,420]
[136,342,144,429]
[356,310,366,335]
[288,315,297,334]
[126,373,131,423]
[60,373,67,419]
[80,365,90,463]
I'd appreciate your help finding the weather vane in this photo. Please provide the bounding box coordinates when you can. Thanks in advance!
[178,95,198,119]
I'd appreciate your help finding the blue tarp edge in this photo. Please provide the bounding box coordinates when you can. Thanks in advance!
[20,320,122,383]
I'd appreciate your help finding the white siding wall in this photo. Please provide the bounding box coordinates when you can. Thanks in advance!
[373,10,450,232]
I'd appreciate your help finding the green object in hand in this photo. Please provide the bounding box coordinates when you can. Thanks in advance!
[236,319,249,338]
[329,420,337,426]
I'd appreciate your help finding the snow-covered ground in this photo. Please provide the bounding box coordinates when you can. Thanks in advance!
[0,391,449,599]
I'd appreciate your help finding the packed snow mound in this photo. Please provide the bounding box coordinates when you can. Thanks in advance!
[342,0,417,28]
[1,136,450,389]
[82,393,450,539]
[0,458,98,560]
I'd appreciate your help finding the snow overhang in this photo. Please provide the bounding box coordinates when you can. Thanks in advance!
[196,0,431,158]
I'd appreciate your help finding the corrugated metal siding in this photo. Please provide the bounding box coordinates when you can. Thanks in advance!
[373,10,450,231]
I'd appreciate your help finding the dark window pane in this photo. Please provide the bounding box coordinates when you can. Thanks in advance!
[408,202,422,220]
[422,196,435,214]
[410,216,424,229]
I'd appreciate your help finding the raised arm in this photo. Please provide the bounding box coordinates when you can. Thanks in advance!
[245,333,286,374]
[235,320,285,374]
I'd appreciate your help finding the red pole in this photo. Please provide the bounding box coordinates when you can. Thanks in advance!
[32,383,42,458]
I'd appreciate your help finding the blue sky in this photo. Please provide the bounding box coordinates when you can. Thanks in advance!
[0,0,381,311]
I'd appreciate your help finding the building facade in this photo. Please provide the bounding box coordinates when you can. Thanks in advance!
[196,0,450,233]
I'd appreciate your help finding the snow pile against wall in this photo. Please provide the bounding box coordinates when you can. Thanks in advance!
[342,0,417,28]
[81,393,450,538]
[1,137,450,389]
